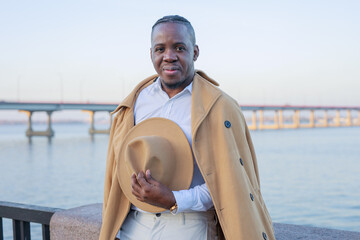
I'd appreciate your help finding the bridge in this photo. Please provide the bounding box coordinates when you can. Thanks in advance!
[1,101,359,140]
[0,101,116,140]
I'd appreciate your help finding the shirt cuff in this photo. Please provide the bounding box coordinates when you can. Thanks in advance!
[172,183,213,213]
[173,189,194,214]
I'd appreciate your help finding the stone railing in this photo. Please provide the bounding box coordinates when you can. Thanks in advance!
[50,204,360,240]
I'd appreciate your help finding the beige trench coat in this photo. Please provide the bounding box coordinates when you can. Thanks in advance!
[100,70,275,240]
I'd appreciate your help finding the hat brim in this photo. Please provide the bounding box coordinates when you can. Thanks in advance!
[117,117,194,213]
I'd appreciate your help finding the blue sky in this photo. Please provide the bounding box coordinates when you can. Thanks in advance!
[1,0,359,106]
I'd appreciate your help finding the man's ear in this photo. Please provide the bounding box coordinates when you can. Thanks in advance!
[193,45,199,61]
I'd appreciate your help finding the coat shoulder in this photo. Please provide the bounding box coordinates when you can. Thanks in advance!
[112,74,158,114]
[195,70,242,112]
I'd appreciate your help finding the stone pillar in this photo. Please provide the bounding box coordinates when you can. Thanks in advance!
[50,204,102,240]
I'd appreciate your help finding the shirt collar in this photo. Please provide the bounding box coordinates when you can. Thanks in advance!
[153,77,193,95]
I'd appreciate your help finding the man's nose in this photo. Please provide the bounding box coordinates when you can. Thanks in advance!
[163,49,177,62]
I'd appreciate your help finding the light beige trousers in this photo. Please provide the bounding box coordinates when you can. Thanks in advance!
[117,210,218,240]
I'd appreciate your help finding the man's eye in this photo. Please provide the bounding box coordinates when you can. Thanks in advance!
[176,46,185,51]
[155,47,164,52]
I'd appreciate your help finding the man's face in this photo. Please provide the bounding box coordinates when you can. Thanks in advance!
[151,22,199,90]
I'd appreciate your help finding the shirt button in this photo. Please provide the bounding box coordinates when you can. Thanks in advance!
[262,232,268,240]
[156,213,161,217]
[224,120,231,128]
[250,193,254,201]
[240,158,244,166]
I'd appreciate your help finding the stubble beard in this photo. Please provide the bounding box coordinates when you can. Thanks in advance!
[161,79,187,90]
[160,72,194,90]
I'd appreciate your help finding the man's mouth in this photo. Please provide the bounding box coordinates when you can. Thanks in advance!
[163,67,180,75]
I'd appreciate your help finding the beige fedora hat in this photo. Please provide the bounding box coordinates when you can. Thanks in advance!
[117,117,194,213]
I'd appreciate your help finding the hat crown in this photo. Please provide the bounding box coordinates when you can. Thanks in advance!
[125,135,175,186]
[118,117,193,213]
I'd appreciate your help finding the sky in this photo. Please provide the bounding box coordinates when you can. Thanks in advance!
[0,0,359,108]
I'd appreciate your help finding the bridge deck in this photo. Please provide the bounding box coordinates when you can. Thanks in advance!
[1,101,360,111]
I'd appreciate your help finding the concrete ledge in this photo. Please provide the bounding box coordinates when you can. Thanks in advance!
[50,203,360,240]
[273,222,360,240]
[50,203,102,240]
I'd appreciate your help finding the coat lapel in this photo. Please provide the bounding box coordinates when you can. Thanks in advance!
[191,70,222,138]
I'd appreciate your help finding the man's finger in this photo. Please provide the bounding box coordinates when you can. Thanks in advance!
[131,186,140,196]
[131,173,140,185]
[131,174,144,200]
[131,173,142,192]
[137,171,149,187]
[145,169,156,184]
[131,187,141,199]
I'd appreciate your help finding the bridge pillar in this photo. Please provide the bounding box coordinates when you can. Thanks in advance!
[274,110,279,129]
[248,110,257,130]
[335,110,340,127]
[346,110,352,126]
[88,111,95,134]
[309,110,315,128]
[278,110,284,128]
[259,110,264,130]
[23,110,33,134]
[20,110,54,142]
[252,111,257,130]
[85,110,111,135]
[46,111,54,136]
[323,110,328,127]
[293,110,300,128]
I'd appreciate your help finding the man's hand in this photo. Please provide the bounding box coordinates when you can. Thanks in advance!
[131,169,176,209]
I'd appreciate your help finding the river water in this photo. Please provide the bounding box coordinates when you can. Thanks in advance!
[0,123,359,239]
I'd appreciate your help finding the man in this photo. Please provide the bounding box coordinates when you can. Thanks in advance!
[100,15,275,240]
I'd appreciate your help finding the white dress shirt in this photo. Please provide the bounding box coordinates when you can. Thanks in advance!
[133,78,214,213]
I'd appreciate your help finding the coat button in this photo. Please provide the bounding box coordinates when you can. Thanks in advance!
[240,158,244,166]
[224,120,231,128]
[262,232,267,240]
[250,193,254,201]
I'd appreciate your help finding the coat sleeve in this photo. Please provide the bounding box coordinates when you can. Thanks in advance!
[102,109,124,217]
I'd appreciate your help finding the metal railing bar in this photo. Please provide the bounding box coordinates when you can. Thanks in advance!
[0,217,3,240]
[0,201,61,225]
[21,221,31,240]
[13,220,31,240]
[42,224,50,240]
[13,219,20,240]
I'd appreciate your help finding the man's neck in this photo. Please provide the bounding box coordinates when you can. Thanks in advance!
[160,75,194,98]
